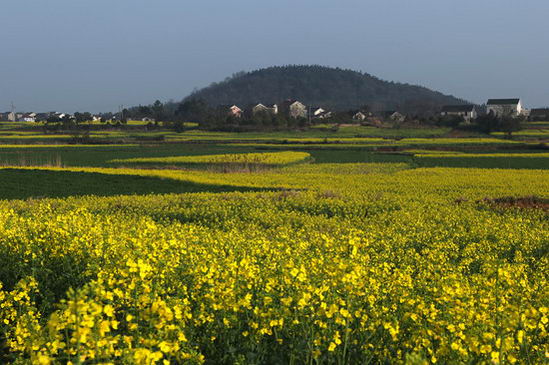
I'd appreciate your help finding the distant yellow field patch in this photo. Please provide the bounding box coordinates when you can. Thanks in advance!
[0,144,138,148]
[109,151,312,166]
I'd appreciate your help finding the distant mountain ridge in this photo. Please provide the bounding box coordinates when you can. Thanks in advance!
[185,65,469,113]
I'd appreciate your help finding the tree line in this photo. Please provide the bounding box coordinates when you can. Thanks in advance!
[42,98,527,137]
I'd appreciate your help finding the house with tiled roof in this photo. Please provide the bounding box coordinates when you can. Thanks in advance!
[309,107,331,119]
[529,108,549,121]
[252,103,278,116]
[486,99,523,116]
[279,100,307,119]
[441,105,477,122]
[227,105,243,118]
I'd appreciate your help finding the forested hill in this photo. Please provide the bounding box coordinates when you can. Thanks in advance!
[184,65,469,112]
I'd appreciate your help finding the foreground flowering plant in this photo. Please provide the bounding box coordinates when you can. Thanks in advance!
[0,165,547,364]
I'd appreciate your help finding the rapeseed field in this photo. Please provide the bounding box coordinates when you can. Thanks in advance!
[109,151,312,169]
[0,161,547,364]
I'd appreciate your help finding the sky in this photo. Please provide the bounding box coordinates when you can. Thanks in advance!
[1,0,548,113]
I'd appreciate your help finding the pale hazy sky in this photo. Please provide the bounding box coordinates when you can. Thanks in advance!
[2,0,548,112]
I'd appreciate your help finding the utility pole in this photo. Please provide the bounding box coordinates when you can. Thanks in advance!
[10,102,16,122]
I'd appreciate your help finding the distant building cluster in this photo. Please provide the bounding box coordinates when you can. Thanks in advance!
[221,100,332,121]
[0,111,102,123]
[0,111,44,122]
[440,98,534,123]
[2,98,546,124]
[219,97,541,126]
[351,110,405,123]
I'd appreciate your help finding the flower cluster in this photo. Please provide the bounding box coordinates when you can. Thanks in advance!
[0,165,547,364]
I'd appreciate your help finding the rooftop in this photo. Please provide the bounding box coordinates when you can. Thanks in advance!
[441,105,476,113]
[529,108,549,116]
[487,99,520,105]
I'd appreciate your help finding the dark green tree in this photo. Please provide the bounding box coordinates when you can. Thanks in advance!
[152,100,164,124]
[61,114,76,129]
[437,114,464,128]
[499,115,524,138]
[138,105,152,118]
[121,109,129,124]
[476,112,500,134]
[46,115,61,124]
[175,99,211,124]
[74,112,92,124]
[475,112,524,137]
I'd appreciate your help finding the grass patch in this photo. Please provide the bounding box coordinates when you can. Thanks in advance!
[0,144,261,167]
[411,152,549,169]
[0,168,267,200]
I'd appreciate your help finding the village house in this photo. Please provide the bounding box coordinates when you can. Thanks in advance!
[228,105,243,118]
[353,111,367,122]
[390,112,406,123]
[252,103,278,116]
[20,113,37,122]
[35,112,54,122]
[317,111,332,119]
[529,108,549,121]
[310,107,325,117]
[486,99,523,116]
[53,112,66,120]
[280,100,307,119]
[310,107,331,119]
[378,111,406,123]
[441,105,477,122]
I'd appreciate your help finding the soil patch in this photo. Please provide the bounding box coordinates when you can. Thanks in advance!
[478,196,549,210]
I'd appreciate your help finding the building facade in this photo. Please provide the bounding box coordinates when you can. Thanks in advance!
[389,112,405,123]
[228,105,243,118]
[280,100,307,119]
[486,99,523,116]
[310,107,331,119]
[252,103,278,116]
[529,108,549,121]
[353,111,367,121]
[441,105,477,122]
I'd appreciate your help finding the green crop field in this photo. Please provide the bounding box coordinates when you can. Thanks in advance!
[0,125,452,144]
[408,151,549,169]
[0,124,547,364]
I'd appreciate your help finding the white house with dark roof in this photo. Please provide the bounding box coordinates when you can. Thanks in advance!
[252,103,278,116]
[20,113,37,122]
[441,105,477,122]
[486,99,523,116]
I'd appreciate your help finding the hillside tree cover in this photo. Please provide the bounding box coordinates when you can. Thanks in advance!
[184,65,469,113]
[124,65,470,126]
